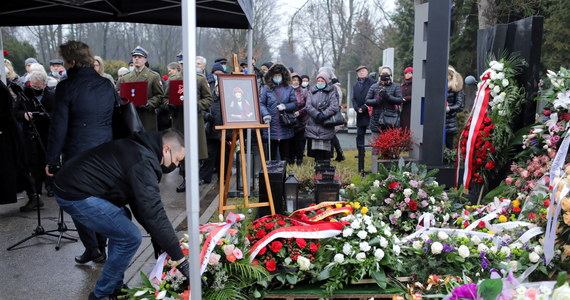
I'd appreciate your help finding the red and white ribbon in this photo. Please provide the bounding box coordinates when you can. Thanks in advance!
[290,201,353,221]
[199,212,245,274]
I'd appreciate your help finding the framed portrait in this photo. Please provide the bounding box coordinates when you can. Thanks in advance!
[218,74,261,126]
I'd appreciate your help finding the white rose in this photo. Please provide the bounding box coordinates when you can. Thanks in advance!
[357,230,368,240]
[431,242,443,254]
[359,241,371,252]
[497,72,505,80]
[342,228,354,237]
[509,260,518,272]
[478,244,490,253]
[394,210,402,218]
[351,220,361,229]
[367,225,377,234]
[380,237,389,248]
[393,244,401,256]
[297,256,311,271]
[457,232,467,239]
[403,188,413,197]
[490,72,498,80]
[356,252,366,262]
[373,180,380,188]
[502,79,509,87]
[343,243,353,256]
[490,246,498,254]
[363,215,373,225]
[471,236,482,245]
[510,242,523,249]
[374,248,385,261]
[501,246,511,256]
[529,252,540,263]
[429,196,436,204]
[458,245,470,258]
[437,231,449,240]
[493,85,501,94]
[412,240,422,250]
[552,283,570,300]
[334,253,345,264]
[534,245,544,255]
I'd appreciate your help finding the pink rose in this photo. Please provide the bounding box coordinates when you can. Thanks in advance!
[233,248,243,259]
[223,244,235,256]
[389,193,395,198]
[404,197,411,203]
[521,170,529,178]
[385,198,392,204]
[208,253,221,265]
[505,177,513,184]
[227,229,238,236]
[524,287,540,299]
[515,180,522,187]
[421,200,429,208]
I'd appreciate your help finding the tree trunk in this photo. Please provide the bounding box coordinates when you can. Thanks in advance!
[478,0,497,29]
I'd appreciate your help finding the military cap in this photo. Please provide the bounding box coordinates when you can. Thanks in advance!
[131,46,148,58]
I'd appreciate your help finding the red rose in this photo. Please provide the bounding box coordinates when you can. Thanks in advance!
[388,181,400,189]
[543,200,551,207]
[543,110,551,116]
[512,207,521,213]
[476,158,483,165]
[462,221,470,228]
[247,233,253,241]
[265,259,277,271]
[408,200,418,211]
[269,241,283,253]
[309,243,318,253]
[255,229,267,238]
[258,246,267,255]
[265,222,275,230]
[296,238,307,249]
[277,220,287,226]
[483,116,492,124]
[253,223,260,229]
[478,221,486,228]
[484,161,496,170]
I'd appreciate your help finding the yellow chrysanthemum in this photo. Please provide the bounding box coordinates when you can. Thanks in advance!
[361,207,369,214]
[512,200,521,207]
[353,202,361,210]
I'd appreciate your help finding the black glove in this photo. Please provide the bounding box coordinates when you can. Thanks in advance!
[177,259,190,279]
[47,163,61,175]
[315,112,326,123]
[139,104,154,112]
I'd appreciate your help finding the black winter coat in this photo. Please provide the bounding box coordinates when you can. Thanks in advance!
[445,90,465,134]
[53,132,184,261]
[14,87,55,147]
[46,67,115,164]
[0,81,24,204]
[351,77,375,127]
[365,82,403,132]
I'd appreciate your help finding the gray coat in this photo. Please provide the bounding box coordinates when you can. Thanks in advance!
[304,85,339,140]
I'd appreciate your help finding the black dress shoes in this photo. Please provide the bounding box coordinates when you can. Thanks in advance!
[75,248,106,264]
[176,180,186,193]
[88,292,117,300]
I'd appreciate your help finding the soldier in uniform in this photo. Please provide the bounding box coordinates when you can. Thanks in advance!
[116,46,164,131]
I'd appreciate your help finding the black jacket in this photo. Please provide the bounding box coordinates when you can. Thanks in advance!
[46,67,115,164]
[351,77,375,127]
[0,81,24,204]
[53,132,184,261]
[365,81,403,132]
[445,90,465,134]
[14,86,55,144]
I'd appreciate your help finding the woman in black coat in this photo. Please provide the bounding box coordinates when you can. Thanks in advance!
[365,66,403,134]
[0,81,24,205]
[445,66,464,149]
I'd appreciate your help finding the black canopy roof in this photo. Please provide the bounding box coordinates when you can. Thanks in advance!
[0,0,253,28]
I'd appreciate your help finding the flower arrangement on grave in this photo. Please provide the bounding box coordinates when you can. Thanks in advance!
[369,127,415,159]
[313,211,402,296]
[458,55,525,190]
[342,161,453,234]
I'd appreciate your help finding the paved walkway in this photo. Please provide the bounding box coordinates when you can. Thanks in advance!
[0,172,219,300]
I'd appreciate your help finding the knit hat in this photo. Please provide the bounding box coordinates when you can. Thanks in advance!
[356,65,368,72]
[261,62,273,69]
[404,67,413,73]
[117,67,129,76]
[291,72,301,81]
[211,62,224,73]
[316,71,330,84]
[25,58,38,66]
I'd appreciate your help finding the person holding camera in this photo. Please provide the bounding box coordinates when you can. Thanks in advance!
[366,66,403,134]
[14,71,54,211]
[46,40,116,265]
[52,130,189,300]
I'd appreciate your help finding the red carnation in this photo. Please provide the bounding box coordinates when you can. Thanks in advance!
[485,161,496,170]
[265,259,277,272]
[265,222,275,230]
[253,223,260,229]
[388,181,400,189]
[2,50,8,56]
[258,246,267,255]
[512,206,521,213]
[296,238,307,249]
[309,243,318,253]
[478,221,486,228]
[483,116,492,124]
[162,75,168,81]
[408,200,418,211]
[269,241,283,253]
[255,229,267,238]
[277,220,287,226]
[543,200,551,207]
[543,110,551,116]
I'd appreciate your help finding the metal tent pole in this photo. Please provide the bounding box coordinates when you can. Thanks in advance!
[182,0,201,299]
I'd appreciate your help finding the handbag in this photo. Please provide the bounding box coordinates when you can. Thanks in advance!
[112,94,145,139]
[379,106,401,127]
[323,110,345,127]
[279,111,297,127]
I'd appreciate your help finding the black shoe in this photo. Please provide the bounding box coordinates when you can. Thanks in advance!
[75,248,106,264]
[19,194,44,212]
[335,153,346,162]
[199,179,211,185]
[176,180,186,193]
[88,291,117,300]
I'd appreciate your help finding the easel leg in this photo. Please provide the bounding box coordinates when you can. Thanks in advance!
[256,129,275,215]
[238,129,249,207]
[218,129,227,216]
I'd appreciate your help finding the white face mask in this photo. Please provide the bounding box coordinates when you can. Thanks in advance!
[301,82,309,88]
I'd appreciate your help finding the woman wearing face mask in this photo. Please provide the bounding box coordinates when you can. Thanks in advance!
[445,66,464,149]
[301,75,310,90]
[305,72,340,162]
[259,63,297,163]
[366,66,403,133]
[290,73,309,165]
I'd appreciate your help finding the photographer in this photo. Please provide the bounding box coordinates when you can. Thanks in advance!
[365,66,403,134]
[13,71,54,211]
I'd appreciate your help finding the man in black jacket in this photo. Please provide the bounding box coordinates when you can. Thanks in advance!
[351,66,375,173]
[53,129,189,300]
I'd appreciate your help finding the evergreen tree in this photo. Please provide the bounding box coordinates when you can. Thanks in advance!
[542,0,570,70]
[389,0,415,82]
[2,30,37,75]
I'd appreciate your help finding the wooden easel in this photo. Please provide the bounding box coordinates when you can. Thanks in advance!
[216,124,275,216]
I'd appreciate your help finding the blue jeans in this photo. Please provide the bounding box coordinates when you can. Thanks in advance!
[56,195,142,297]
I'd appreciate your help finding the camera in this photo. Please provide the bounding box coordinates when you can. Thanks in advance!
[48,163,61,175]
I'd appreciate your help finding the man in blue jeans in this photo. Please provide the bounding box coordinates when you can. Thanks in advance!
[53,129,189,300]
